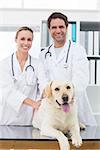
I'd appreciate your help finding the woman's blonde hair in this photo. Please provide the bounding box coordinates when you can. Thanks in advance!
[15,26,33,39]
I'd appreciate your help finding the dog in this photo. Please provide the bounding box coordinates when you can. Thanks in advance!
[32,80,82,150]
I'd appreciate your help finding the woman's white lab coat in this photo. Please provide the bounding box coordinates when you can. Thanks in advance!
[40,40,97,126]
[0,52,48,125]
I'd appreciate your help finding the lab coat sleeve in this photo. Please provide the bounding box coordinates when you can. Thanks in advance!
[35,59,48,98]
[72,44,89,94]
[39,48,50,80]
[39,49,46,67]
[0,59,27,113]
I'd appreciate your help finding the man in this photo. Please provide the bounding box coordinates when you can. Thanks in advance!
[39,12,97,126]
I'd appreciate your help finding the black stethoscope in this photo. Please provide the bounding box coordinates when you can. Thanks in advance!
[11,53,34,77]
[44,40,71,66]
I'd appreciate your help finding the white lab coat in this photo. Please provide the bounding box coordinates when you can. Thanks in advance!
[0,125,33,139]
[0,52,48,125]
[39,40,97,126]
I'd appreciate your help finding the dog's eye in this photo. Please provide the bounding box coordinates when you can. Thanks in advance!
[55,88,60,91]
[66,86,71,89]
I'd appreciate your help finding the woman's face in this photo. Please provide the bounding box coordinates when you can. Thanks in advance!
[15,30,33,54]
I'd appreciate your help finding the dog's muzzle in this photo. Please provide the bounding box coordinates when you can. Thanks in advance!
[62,94,68,104]
[56,94,70,112]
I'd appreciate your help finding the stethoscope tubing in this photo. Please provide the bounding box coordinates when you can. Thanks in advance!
[45,44,53,58]
[45,40,71,63]
[11,53,34,77]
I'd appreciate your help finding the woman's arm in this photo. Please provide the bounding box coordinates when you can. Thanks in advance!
[23,98,41,109]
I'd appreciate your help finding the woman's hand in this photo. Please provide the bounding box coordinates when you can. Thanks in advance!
[23,98,41,109]
[32,100,41,109]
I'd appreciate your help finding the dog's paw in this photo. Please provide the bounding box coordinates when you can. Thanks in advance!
[72,136,82,148]
[59,136,70,150]
[80,122,86,130]
[60,142,70,150]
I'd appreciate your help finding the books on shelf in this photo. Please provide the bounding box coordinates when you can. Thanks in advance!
[94,31,99,55]
[88,31,94,55]
[67,23,72,41]
[80,31,100,56]
[97,60,100,85]
[80,22,100,85]
[88,56,100,85]
[80,31,88,54]
[67,22,76,42]
[89,59,95,84]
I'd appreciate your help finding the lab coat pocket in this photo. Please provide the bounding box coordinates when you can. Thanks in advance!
[57,63,71,81]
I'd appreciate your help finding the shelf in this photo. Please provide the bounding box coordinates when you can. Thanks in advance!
[80,21,100,31]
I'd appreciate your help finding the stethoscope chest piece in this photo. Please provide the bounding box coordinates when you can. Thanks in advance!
[25,64,34,72]
[63,63,68,68]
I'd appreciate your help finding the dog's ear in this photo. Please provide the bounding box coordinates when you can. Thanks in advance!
[42,81,53,98]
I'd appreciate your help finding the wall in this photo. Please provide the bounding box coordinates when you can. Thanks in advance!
[0,9,100,26]
[1,9,100,43]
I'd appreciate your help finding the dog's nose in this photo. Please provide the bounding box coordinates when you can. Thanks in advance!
[62,94,68,102]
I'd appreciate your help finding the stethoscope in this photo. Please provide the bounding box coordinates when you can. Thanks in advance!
[44,40,71,68]
[11,53,34,77]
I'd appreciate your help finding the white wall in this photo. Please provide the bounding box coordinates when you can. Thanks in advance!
[1,9,100,44]
[0,9,100,26]
[1,9,100,45]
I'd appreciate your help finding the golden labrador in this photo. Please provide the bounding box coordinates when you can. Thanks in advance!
[32,81,82,150]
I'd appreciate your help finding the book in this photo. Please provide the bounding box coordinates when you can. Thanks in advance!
[94,31,99,55]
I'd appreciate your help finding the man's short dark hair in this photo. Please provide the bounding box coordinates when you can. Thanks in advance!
[47,12,68,29]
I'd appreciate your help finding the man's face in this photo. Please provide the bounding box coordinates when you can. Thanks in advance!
[49,18,67,47]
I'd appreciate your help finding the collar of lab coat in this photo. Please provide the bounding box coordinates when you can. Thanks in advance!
[50,40,70,64]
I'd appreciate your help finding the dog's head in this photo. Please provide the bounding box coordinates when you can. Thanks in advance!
[43,80,75,112]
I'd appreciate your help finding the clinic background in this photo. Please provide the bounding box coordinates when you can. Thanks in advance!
[0,0,100,125]
[0,0,99,60]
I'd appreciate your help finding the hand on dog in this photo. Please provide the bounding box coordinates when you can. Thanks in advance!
[32,100,41,109]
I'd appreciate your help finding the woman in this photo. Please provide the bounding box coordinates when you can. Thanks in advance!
[0,26,48,125]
